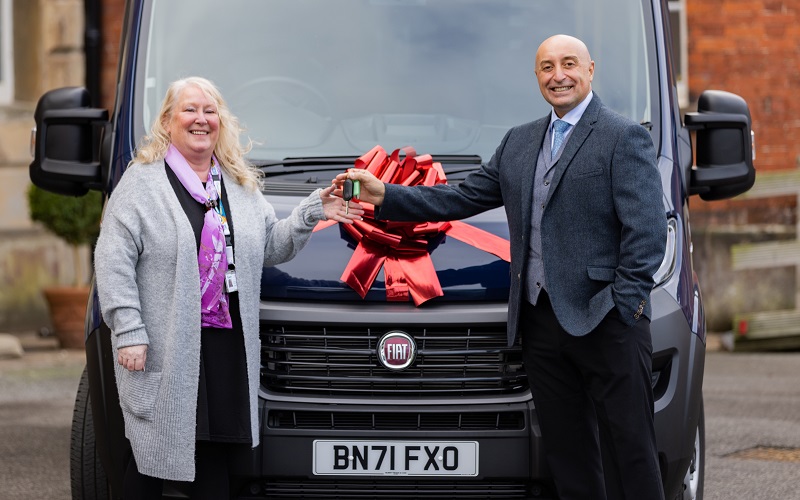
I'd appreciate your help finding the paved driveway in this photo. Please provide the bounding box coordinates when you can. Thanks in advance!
[703,350,800,500]
[0,333,83,500]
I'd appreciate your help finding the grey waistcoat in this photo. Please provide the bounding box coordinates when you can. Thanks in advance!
[525,123,572,304]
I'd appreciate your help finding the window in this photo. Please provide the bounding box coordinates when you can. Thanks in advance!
[142,0,659,163]
[0,0,13,103]
[668,0,688,107]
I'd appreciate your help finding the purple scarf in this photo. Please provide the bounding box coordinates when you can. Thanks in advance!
[165,144,232,328]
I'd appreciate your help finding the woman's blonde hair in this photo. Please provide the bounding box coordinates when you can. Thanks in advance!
[133,76,263,190]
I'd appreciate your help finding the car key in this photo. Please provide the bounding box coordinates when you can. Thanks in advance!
[343,179,352,215]
[342,178,360,215]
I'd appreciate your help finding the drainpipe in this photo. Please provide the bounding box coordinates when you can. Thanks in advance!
[84,0,102,107]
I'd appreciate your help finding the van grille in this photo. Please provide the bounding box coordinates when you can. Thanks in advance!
[267,410,525,430]
[256,479,546,499]
[260,326,526,397]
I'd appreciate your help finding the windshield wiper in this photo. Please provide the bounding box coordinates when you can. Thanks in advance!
[253,156,361,169]
[253,157,359,179]
[253,155,482,178]
[428,155,482,164]
[255,154,482,168]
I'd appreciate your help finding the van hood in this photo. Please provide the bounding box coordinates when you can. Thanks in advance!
[261,194,511,303]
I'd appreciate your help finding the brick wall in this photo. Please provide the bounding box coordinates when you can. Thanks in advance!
[688,0,800,223]
[687,0,800,330]
[100,0,125,111]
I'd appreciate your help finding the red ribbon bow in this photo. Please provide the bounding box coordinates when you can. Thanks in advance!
[314,145,511,306]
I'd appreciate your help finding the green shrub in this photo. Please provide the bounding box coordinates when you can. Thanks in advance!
[27,185,102,286]
[27,185,102,247]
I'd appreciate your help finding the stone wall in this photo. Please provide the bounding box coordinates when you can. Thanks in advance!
[0,0,89,331]
[693,225,796,332]
[13,0,85,103]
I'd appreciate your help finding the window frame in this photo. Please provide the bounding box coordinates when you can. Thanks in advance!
[668,0,688,108]
[0,0,13,103]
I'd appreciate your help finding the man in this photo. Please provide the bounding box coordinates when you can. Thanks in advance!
[339,34,667,500]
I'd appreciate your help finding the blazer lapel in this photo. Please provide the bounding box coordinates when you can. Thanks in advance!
[545,96,602,206]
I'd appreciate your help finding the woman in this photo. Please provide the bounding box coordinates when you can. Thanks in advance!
[94,76,361,499]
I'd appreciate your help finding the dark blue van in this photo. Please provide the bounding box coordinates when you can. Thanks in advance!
[30,1,754,498]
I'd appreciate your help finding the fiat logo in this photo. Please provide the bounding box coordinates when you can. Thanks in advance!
[377,331,416,371]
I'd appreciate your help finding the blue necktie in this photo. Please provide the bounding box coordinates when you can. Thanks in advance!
[552,119,570,155]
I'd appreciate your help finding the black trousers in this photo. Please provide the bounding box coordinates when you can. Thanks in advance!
[521,291,665,500]
[122,441,240,500]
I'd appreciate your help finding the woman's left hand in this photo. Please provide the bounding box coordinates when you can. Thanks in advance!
[118,344,148,371]
[319,184,363,224]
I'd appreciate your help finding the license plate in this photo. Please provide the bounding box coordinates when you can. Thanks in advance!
[313,440,479,476]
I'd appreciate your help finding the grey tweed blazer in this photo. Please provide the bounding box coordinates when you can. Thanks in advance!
[379,95,667,346]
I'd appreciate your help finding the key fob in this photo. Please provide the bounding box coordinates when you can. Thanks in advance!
[343,178,354,201]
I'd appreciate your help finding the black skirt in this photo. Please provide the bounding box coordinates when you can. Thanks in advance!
[196,293,252,443]
[165,164,252,443]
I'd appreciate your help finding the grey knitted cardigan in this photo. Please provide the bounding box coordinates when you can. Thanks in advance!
[94,161,324,481]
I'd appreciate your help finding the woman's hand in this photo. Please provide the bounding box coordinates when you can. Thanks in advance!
[333,169,386,206]
[319,184,364,224]
[118,344,148,372]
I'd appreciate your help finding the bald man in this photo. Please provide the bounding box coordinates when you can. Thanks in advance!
[342,35,667,499]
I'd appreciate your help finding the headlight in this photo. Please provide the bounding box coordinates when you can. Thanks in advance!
[653,218,677,287]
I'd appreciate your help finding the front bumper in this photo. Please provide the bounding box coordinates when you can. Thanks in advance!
[236,288,703,499]
[251,399,552,498]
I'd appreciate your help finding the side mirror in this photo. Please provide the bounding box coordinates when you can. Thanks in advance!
[684,90,756,201]
[29,87,109,196]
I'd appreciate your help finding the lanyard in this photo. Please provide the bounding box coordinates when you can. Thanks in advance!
[209,164,234,269]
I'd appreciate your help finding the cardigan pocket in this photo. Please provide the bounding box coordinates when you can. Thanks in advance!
[118,370,162,421]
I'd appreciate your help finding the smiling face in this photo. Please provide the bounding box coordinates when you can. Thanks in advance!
[164,84,220,170]
[535,35,594,117]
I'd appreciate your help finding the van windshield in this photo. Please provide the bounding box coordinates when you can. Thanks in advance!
[140,0,657,167]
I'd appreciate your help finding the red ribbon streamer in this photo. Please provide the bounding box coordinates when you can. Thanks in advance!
[314,145,510,306]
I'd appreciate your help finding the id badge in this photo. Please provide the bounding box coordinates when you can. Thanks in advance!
[224,270,238,293]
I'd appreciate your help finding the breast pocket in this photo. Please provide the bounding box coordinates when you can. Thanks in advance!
[118,370,163,421]
[571,166,604,179]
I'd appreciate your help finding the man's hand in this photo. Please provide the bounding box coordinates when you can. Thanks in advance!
[333,169,386,206]
[118,344,148,371]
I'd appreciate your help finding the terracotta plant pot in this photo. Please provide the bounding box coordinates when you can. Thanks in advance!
[42,286,90,349]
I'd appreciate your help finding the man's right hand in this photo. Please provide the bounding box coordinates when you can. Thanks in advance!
[334,169,386,206]
[118,344,148,372]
